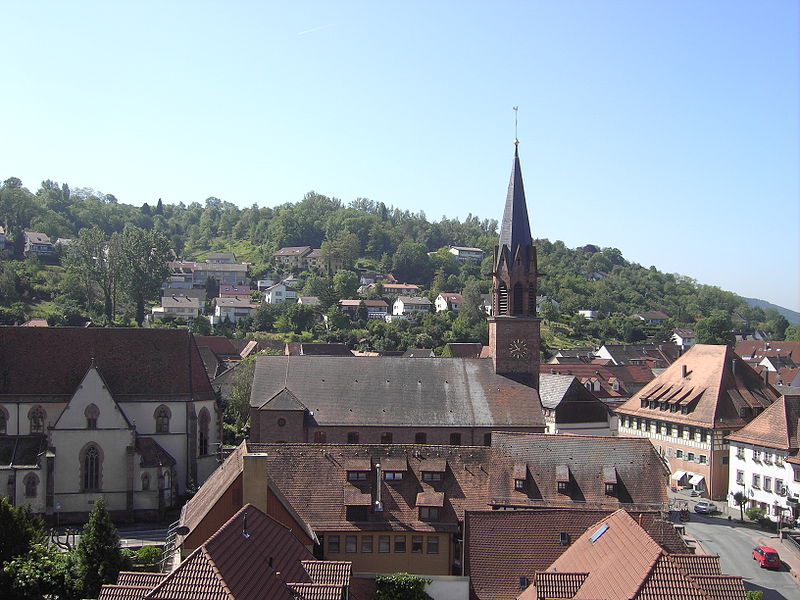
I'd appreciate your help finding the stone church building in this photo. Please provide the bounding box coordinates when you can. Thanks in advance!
[0,328,221,522]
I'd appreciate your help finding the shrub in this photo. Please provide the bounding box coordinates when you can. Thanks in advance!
[135,545,162,567]
[373,573,433,600]
[745,507,766,521]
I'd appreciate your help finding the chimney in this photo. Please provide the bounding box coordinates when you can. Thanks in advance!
[374,463,384,512]
[681,364,688,378]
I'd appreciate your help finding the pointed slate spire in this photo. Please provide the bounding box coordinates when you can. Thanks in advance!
[497,143,532,269]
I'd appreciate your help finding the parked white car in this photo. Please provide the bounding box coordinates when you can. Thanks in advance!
[694,500,718,514]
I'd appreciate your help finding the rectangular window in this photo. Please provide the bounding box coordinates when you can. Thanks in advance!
[483,433,492,446]
[688,427,696,440]
[676,450,683,459]
[515,479,525,491]
[699,455,707,464]
[420,506,440,521]
[677,426,684,438]
[380,432,393,444]
[347,471,367,482]
[394,536,406,553]
[314,431,327,443]
[557,481,569,493]
[736,447,745,459]
[412,536,423,553]
[345,535,357,553]
[764,477,772,492]
[379,536,390,553]
[700,430,708,443]
[666,447,673,457]
[329,536,340,553]
[422,472,442,483]
[347,432,359,444]
[385,471,404,481]
[426,535,439,554]
[795,468,800,483]
[721,456,728,465]
[753,474,761,489]
[777,479,784,495]
[415,432,427,444]
[753,450,761,462]
[450,433,462,445]
[736,470,744,485]
[361,536,373,553]
[765,453,773,464]
[687,452,695,462]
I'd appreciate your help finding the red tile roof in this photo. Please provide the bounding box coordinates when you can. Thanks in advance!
[98,585,154,600]
[116,573,168,588]
[0,327,215,401]
[616,345,779,429]
[465,508,687,600]
[194,336,241,357]
[727,394,800,451]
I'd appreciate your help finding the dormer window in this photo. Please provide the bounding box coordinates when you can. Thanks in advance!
[344,459,371,483]
[422,472,442,483]
[603,467,617,496]
[680,406,688,415]
[640,399,648,408]
[514,463,527,491]
[605,483,617,495]
[385,471,404,481]
[556,465,570,494]
[515,479,525,491]
[348,471,368,482]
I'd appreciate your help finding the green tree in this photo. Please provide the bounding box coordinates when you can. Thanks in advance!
[374,573,433,600]
[3,543,80,600]
[320,230,360,272]
[326,306,350,331]
[784,324,800,342]
[191,314,213,336]
[117,225,171,326]
[391,240,432,283]
[333,270,359,299]
[76,498,126,599]
[66,226,121,323]
[0,497,45,569]
[764,309,789,340]
[732,491,747,521]
[695,311,734,346]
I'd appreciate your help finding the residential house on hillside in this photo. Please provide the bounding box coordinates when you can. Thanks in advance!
[633,310,670,325]
[519,510,745,600]
[23,231,54,256]
[616,344,779,500]
[339,299,389,320]
[248,356,545,445]
[218,284,251,299]
[595,342,680,369]
[177,434,668,576]
[204,251,236,263]
[0,328,220,522]
[297,295,320,306]
[727,394,800,523]
[376,282,421,295]
[538,373,614,435]
[102,504,354,600]
[464,508,689,600]
[479,293,492,315]
[263,281,297,304]
[541,363,654,410]
[167,259,248,287]
[273,246,313,271]
[449,246,485,263]
[161,287,206,303]
[164,261,195,289]
[435,293,464,313]
[150,295,201,321]
[213,297,258,324]
[393,296,433,317]
[672,327,696,350]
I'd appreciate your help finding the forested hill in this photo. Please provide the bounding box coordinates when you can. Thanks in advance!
[0,176,793,340]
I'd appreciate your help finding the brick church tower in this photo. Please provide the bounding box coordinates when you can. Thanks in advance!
[488,142,542,389]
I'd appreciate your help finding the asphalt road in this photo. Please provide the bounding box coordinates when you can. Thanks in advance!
[683,513,799,600]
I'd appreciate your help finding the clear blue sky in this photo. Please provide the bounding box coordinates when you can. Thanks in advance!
[2,2,798,311]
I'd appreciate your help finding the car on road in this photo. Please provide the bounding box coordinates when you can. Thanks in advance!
[752,545,782,569]
[694,500,718,514]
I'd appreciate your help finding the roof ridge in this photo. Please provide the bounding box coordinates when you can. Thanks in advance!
[201,545,236,600]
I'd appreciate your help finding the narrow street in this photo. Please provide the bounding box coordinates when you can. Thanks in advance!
[682,512,799,600]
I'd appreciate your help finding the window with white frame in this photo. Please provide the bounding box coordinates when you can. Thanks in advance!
[753,449,761,462]
[764,452,773,464]
[764,477,772,492]
[776,479,785,495]
[752,474,761,489]
[736,447,745,459]
[676,450,683,459]
[687,452,695,462]
[699,455,707,464]
[736,470,744,485]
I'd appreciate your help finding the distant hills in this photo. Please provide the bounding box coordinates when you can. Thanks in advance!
[743,298,800,325]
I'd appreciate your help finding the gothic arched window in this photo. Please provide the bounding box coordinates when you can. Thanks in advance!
[85,404,99,429]
[142,473,150,491]
[198,408,210,456]
[24,472,38,498]
[512,283,523,315]
[28,406,46,434]
[497,284,508,315]
[81,443,102,491]
[154,405,171,434]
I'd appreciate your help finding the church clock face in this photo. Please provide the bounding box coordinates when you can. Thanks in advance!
[508,338,529,359]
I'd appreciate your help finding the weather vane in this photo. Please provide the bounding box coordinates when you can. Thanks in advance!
[513,106,519,145]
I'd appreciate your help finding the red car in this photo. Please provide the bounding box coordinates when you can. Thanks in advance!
[753,545,782,569]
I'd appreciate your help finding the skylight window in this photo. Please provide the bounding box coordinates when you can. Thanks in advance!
[589,523,609,543]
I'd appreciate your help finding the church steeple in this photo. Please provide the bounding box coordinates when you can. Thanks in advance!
[488,141,541,390]
[496,144,533,271]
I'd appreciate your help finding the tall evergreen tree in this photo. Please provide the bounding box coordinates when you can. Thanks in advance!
[76,499,126,599]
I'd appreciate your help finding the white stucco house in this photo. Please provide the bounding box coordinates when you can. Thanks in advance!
[0,328,221,523]
[393,296,434,317]
[435,293,464,313]
[263,282,298,304]
[727,394,800,523]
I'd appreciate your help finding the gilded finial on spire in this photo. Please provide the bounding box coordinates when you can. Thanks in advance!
[513,106,519,145]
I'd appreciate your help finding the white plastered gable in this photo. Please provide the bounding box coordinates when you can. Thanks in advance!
[51,366,132,430]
